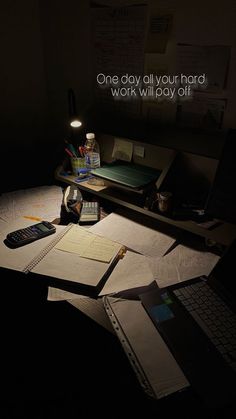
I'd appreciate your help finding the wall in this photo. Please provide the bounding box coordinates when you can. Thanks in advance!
[1,1,235,192]
[39,0,91,143]
[89,0,236,156]
[0,0,49,191]
[0,0,91,192]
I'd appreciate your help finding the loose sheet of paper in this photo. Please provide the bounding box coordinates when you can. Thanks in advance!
[112,138,133,162]
[99,251,154,296]
[90,213,175,257]
[177,44,230,91]
[47,287,114,333]
[0,185,62,226]
[149,244,220,288]
[105,297,189,398]
[55,224,121,263]
[47,286,82,301]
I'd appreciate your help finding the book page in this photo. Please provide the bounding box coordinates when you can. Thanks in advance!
[31,247,116,287]
[0,218,64,272]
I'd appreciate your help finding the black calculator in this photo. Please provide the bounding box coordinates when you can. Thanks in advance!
[79,201,100,225]
[5,221,56,248]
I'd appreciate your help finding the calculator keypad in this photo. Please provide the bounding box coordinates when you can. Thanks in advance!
[79,202,100,224]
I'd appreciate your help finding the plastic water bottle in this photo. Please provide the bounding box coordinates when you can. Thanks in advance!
[84,133,100,169]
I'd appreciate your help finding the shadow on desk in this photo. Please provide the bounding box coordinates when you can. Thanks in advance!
[1,270,235,418]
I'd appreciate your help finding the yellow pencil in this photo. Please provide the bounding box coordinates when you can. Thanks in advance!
[23,216,42,221]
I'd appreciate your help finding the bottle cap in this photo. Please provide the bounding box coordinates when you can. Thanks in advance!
[86,132,95,140]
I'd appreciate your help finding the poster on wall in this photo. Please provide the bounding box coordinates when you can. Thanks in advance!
[177,44,231,92]
[91,5,147,119]
[176,96,227,131]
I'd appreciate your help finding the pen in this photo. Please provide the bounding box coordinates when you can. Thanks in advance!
[79,146,85,157]
[68,143,78,157]
[65,148,74,158]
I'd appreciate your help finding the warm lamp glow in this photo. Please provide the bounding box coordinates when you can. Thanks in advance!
[70,119,82,128]
[68,88,82,128]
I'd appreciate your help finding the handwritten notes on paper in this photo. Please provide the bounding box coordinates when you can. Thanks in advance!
[146,10,173,53]
[0,185,62,228]
[177,44,230,92]
[149,245,220,288]
[90,213,175,257]
[91,5,147,118]
[55,225,121,263]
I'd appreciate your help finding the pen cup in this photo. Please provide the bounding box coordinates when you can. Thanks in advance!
[70,157,86,175]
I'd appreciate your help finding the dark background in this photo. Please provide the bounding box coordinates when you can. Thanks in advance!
[0,1,236,416]
[1,0,235,193]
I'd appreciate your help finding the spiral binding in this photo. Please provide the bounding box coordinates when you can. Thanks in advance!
[103,296,156,399]
[23,223,74,273]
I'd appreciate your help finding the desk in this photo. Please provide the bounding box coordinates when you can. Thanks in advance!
[55,165,236,247]
[1,185,235,414]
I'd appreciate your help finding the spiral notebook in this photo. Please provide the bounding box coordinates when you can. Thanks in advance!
[0,220,123,297]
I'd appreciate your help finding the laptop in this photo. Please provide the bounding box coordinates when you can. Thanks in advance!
[140,240,236,408]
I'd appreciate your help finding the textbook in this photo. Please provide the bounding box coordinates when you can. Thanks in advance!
[0,219,123,297]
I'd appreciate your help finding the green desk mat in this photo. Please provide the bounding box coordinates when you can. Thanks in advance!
[91,163,161,189]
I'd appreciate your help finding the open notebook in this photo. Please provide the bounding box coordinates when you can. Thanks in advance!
[0,220,123,297]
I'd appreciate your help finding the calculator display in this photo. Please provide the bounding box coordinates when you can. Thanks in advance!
[31,223,50,233]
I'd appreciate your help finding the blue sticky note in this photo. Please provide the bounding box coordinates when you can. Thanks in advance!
[150,304,174,323]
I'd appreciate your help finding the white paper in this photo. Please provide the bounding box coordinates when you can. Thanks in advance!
[47,287,114,333]
[149,244,220,288]
[47,286,82,301]
[92,5,147,119]
[68,297,114,333]
[177,44,230,91]
[105,297,189,398]
[31,244,118,288]
[0,185,62,224]
[91,213,175,257]
[0,219,64,272]
[99,251,154,296]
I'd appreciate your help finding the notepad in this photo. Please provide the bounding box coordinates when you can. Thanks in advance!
[0,220,123,296]
[54,225,121,263]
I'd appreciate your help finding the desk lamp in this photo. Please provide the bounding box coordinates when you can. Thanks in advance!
[67,88,83,148]
[68,88,82,128]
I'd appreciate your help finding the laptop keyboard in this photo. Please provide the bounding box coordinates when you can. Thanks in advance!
[173,282,236,371]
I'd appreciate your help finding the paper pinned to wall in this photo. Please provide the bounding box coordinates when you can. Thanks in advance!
[146,9,173,53]
[112,138,133,162]
[176,96,226,130]
[91,4,147,119]
[177,44,231,92]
